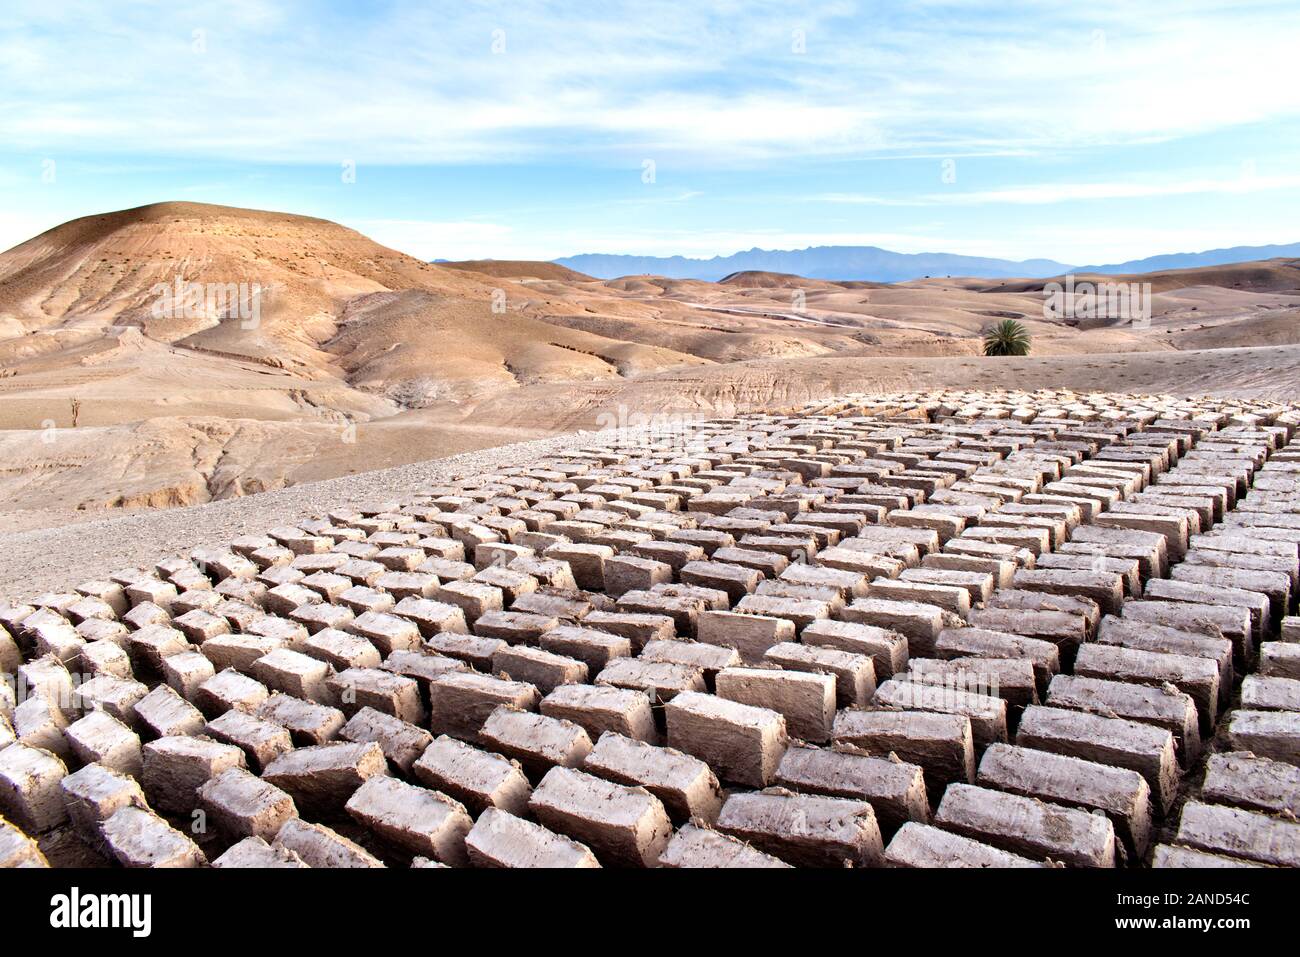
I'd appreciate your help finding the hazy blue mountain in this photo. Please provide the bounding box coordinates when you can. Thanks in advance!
[1079,243,1300,275]
[550,242,1299,283]
[553,247,1073,282]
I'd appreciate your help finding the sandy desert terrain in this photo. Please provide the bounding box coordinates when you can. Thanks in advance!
[2,201,1298,533]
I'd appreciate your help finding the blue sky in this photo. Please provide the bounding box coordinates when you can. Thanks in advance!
[2,0,1298,264]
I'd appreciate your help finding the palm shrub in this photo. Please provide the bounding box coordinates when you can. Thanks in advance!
[983,319,1031,356]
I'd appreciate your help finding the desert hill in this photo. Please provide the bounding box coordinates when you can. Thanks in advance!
[2,201,1298,529]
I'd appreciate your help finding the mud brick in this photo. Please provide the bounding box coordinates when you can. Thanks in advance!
[16,656,75,712]
[715,667,836,743]
[287,602,354,636]
[298,572,354,604]
[507,556,578,590]
[1224,710,1300,766]
[899,568,995,606]
[923,553,1017,589]
[842,598,958,658]
[155,651,214,705]
[1261,642,1300,680]
[380,650,468,698]
[133,684,206,739]
[472,610,556,644]
[867,577,971,616]
[875,677,1007,748]
[1241,674,1300,712]
[1119,600,1251,661]
[1074,644,1219,732]
[711,546,789,579]
[936,628,1058,695]
[479,707,594,780]
[65,711,143,778]
[251,648,333,703]
[509,592,591,625]
[802,625,906,686]
[539,684,658,744]
[344,775,471,864]
[944,537,1036,569]
[1175,802,1299,868]
[424,633,501,671]
[1016,705,1179,812]
[907,657,1037,709]
[256,693,346,746]
[263,741,388,817]
[641,638,739,680]
[964,608,1088,655]
[413,736,532,816]
[273,818,383,868]
[728,596,826,634]
[472,542,533,571]
[817,546,906,579]
[580,731,721,823]
[1067,525,1168,579]
[536,625,630,672]
[204,710,294,772]
[1010,569,1124,617]
[245,615,309,649]
[1143,579,1269,644]
[715,789,882,867]
[0,745,68,832]
[539,543,610,590]
[883,821,1043,868]
[196,668,275,719]
[832,709,974,793]
[1202,751,1299,817]
[428,672,540,742]
[1283,616,1300,641]
[959,524,1051,556]
[298,628,381,671]
[328,667,424,723]
[60,763,148,841]
[125,579,179,613]
[664,690,787,787]
[597,556,669,599]
[464,807,599,868]
[99,806,206,868]
[694,610,793,664]
[773,743,928,836]
[935,783,1115,867]
[1150,844,1270,868]
[198,635,282,675]
[198,767,297,842]
[142,735,245,815]
[1169,564,1289,629]
[680,561,762,605]
[212,836,308,868]
[765,643,876,708]
[1097,619,1234,707]
[79,638,132,679]
[528,766,672,867]
[387,599,467,640]
[127,625,191,674]
[595,657,706,703]
[658,822,790,868]
[263,583,321,619]
[492,645,588,695]
[977,743,1151,857]
[12,696,70,760]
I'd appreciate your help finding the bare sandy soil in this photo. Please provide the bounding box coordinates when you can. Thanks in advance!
[2,201,1298,540]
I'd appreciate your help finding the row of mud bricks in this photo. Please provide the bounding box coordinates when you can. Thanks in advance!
[1,388,1298,869]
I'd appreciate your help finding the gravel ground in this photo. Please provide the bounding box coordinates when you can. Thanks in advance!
[0,427,619,600]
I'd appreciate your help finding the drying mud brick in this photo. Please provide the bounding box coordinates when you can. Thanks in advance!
[716,667,836,743]
[658,823,791,868]
[874,678,1008,748]
[1016,706,1179,813]
[715,789,883,867]
[99,806,207,868]
[65,711,143,778]
[478,707,594,779]
[262,741,388,816]
[595,657,706,703]
[491,645,588,695]
[198,767,298,841]
[256,693,346,746]
[339,707,432,775]
[134,684,207,739]
[413,735,532,816]
[0,744,69,832]
[0,818,49,868]
[883,821,1045,868]
[1174,802,1300,868]
[1201,751,1300,816]
[802,619,909,679]
[935,783,1116,867]
[1240,675,1300,713]
[345,775,472,865]
[831,709,975,792]
[1073,644,1219,731]
[528,766,673,867]
[582,731,724,824]
[664,690,788,787]
[427,672,540,742]
[205,709,295,772]
[1224,710,1300,766]
[773,743,928,836]
[142,735,246,815]
[212,836,309,868]
[1044,675,1199,766]
[60,763,147,840]
[976,743,1151,857]
[764,642,877,708]
[539,683,658,744]
[273,818,384,868]
[464,808,600,868]
[697,610,796,663]
[842,599,955,657]
[1150,844,1271,869]
[538,626,632,672]
[194,669,271,718]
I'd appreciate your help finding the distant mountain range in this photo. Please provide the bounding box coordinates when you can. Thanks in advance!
[551,242,1300,283]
